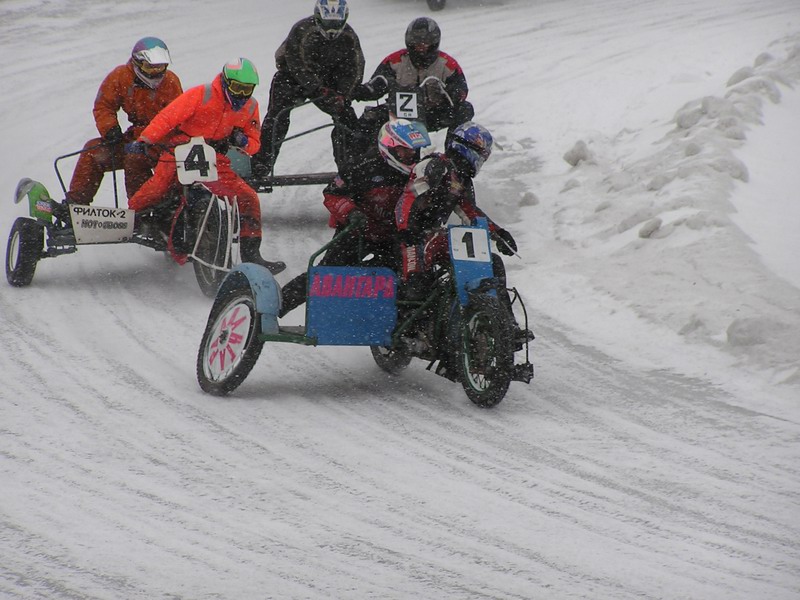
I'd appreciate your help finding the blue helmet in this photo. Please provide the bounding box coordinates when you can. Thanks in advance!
[447,122,493,177]
[378,118,432,174]
[314,0,349,40]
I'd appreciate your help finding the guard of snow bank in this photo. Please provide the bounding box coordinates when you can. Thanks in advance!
[554,35,800,385]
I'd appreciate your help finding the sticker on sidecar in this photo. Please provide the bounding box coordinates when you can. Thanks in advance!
[306,266,397,346]
[70,205,135,244]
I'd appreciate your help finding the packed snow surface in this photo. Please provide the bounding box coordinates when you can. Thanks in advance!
[1,0,799,598]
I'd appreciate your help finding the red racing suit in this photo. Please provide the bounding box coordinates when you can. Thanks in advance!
[394,153,497,279]
[128,75,264,239]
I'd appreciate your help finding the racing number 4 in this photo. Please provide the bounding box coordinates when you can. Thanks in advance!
[184,145,210,178]
[174,137,219,184]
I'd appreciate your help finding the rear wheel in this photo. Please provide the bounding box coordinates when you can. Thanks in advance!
[190,194,232,297]
[197,278,264,396]
[459,294,514,408]
[6,217,44,287]
[371,345,412,375]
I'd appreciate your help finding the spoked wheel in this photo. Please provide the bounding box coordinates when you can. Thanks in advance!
[6,217,44,287]
[459,294,514,408]
[190,194,232,298]
[371,345,412,375]
[197,277,264,396]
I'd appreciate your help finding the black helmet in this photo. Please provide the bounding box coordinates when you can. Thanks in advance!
[405,17,441,69]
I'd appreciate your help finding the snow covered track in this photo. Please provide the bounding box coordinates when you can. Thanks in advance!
[2,0,799,598]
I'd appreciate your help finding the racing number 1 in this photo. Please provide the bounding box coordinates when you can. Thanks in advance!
[461,231,475,258]
[450,225,490,263]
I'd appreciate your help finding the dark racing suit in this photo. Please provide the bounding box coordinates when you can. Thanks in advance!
[253,16,365,176]
[279,152,408,318]
[394,152,523,345]
[355,49,474,154]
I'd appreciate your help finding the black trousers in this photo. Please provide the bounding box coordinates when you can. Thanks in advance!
[254,71,360,174]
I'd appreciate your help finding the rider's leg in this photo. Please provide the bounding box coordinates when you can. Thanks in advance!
[492,253,533,349]
[67,137,113,205]
[252,72,304,176]
[128,150,178,212]
[208,160,286,275]
[123,145,160,199]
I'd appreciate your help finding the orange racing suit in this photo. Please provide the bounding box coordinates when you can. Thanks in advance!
[128,75,264,239]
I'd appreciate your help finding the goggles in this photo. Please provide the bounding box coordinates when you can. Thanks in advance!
[315,16,345,36]
[134,58,167,76]
[225,78,256,97]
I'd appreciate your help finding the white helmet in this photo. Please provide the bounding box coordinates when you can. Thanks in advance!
[131,37,171,89]
[314,0,349,40]
[377,118,432,174]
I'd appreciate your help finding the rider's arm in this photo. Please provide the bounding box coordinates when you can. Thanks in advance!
[280,19,323,97]
[92,65,127,138]
[440,52,470,104]
[137,85,203,145]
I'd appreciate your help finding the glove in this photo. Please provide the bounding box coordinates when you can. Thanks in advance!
[125,140,149,155]
[352,83,374,102]
[104,124,124,144]
[229,128,248,148]
[424,155,451,189]
[493,228,517,256]
[208,139,230,154]
[352,76,388,102]
[317,87,347,113]
[347,208,367,228]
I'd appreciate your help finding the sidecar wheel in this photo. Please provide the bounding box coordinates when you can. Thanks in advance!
[459,294,514,408]
[371,345,412,375]
[197,279,264,396]
[6,217,44,287]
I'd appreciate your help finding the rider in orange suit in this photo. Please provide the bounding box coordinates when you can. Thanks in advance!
[128,58,285,273]
[67,37,182,205]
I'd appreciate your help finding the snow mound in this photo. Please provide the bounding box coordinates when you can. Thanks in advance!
[537,35,800,388]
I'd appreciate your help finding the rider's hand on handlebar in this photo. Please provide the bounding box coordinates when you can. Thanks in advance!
[493,228,518,256]
[318,87,347,113]
[229,128,248,149]
[104,124,124,144]
[125,140,149,155]
[347,208,367,229]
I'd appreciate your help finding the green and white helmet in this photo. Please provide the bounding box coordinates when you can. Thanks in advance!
[221,57,259,110]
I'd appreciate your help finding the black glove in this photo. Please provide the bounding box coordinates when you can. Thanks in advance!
[424,155,451,189]
[493,228,517,256]
[104,125,124,144]
[208,139,230,154]
[352,83,373,102]
[317,87,347,113]
[229,128,248,148]
[125,140,149,155]
[352,76,388,102]
[347,208,367,228]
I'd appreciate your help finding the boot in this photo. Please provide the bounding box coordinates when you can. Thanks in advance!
[240,237,286,275]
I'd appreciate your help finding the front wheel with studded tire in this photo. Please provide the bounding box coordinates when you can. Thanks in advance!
[459,294,514,408]
[6,217,44,287]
